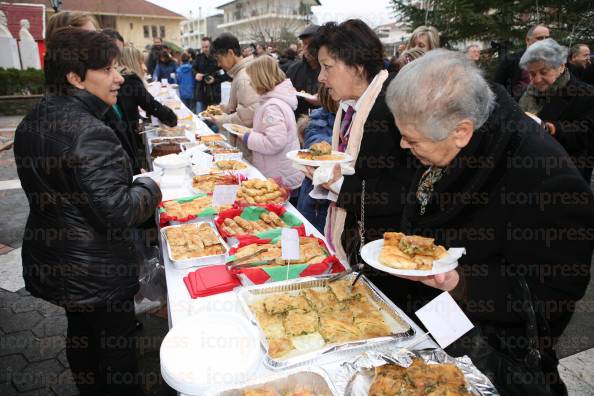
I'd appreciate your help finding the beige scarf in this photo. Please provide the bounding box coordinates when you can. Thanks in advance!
[324,70,389,262]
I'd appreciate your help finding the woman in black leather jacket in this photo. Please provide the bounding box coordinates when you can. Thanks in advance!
[14,28,160,396]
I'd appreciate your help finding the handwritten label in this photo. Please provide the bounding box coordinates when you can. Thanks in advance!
[212,185,239,207]
[281,228,300,260]
[415,292,474,349]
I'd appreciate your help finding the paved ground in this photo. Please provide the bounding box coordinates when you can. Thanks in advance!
[1,115,593,394]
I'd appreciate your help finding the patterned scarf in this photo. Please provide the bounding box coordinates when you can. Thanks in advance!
[519,68,570,115]
[416,166,447,215]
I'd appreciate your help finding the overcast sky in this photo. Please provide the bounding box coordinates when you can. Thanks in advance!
[147,0,396,28]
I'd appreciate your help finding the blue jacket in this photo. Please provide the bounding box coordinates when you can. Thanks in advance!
[153,60,178,84]
[296,107,335,231]
[303,107,335,147]
[176,63,195,100]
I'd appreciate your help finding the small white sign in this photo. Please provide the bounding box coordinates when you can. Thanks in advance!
[281,228,300,260]
[415,291,474,349]
[212,185,239,207]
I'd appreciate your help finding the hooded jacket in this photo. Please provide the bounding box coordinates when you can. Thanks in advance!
[14,89,162,307]
[245,79,304,190]
[175,62,196,100]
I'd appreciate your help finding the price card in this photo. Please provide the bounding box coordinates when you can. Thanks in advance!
[415,291,474,349]
[281,228,300,260]
[212,185,239,207]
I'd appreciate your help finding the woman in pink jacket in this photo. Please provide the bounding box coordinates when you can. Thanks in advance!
[241,55,304,201]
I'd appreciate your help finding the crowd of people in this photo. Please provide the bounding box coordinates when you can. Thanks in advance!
[11,8,594,396]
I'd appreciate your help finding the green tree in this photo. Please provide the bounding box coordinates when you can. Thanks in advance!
[392,0,594,51]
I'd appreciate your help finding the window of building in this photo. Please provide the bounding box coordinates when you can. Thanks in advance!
[143,25,149,38]
[130,22,133,30]
[151,25,158,37]
[160,25,166,38]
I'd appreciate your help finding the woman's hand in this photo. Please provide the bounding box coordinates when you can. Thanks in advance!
[304,166,316,180]
[397,269,459,292]
[322,163,342,191]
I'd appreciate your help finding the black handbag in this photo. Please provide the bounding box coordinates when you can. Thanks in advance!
[448,275,567,396]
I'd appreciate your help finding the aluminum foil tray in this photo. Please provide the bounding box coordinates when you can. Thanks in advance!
[338,347,499,395]
[161,221,229,270]
[237,273,416,370]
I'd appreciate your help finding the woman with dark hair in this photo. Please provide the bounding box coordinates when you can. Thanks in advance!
[153,49,178,83]
[305,19,418,267]
[14,28,160,395]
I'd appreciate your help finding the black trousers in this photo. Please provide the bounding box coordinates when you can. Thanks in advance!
[65,299,144,396]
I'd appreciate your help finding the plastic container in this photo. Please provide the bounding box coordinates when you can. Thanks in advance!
[160,313,262,395]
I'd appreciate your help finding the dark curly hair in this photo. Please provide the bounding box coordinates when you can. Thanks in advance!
[308,19,385,83]
[44,27,120,95]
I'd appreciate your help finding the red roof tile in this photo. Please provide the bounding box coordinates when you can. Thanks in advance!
[3,0,185,19]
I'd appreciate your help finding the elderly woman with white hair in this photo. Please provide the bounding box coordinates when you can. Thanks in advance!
[385,49,594,395]
[519,38,594,182]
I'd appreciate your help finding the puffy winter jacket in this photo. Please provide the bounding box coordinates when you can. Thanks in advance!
[14,89,162,307]
[245,79,304,190]
[176,63,195,100]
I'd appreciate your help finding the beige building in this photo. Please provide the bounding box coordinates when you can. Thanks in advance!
[12,0,186,48]
[217,0,320,44]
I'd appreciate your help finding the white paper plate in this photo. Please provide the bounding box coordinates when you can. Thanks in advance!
[222,123,250,136]
[286,149,352,167]
[160,313,261,395]
[360,239,465,276]
[296,91,317,101]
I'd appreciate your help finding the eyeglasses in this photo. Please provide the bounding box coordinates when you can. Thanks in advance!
[534,35,550,41]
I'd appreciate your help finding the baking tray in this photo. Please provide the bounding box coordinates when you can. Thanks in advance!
[216,367,338,395]
[237,273,416,370]
[161,222,230,270]
[339,348,498,396]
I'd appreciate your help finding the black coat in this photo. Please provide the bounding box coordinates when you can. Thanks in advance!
[377,85,593,387]
[145,45,162,76]
[536,75,594,181]
[14,89,162,307]
[192,52,222,105]
[108,73,178,173]
[337,74,419,263]
[286,59,320,117]
[493,49,527,100]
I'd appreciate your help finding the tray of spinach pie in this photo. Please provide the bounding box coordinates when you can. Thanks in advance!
[236,273,416,370]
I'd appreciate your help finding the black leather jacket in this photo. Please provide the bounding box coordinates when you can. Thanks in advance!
[14,89,162,307]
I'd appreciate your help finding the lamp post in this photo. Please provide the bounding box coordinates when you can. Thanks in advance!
[49,0,62,12]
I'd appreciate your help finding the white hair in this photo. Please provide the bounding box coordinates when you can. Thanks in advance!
[386,49,495,141]
[464,44,480,53]
[519,38,568,69]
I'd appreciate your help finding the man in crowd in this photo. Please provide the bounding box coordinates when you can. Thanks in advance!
[241,45,254,58]
[146,36,164,76]
[567,43,592,83]
[286,24,321,116]
[193,36,222,114]
[493,24,550,100]
[464,43,481,63]
[209,33,259,159]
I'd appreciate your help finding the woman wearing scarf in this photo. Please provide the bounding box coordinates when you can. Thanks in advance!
[385,49,594,395]
[305,19,418,267]
[519,38,594,182]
